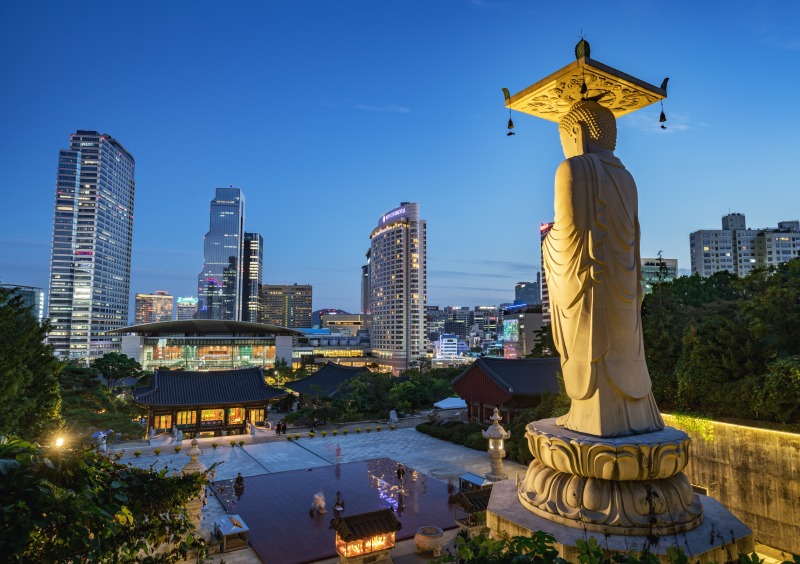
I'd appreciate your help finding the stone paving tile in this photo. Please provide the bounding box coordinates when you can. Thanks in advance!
[244,440,331,473]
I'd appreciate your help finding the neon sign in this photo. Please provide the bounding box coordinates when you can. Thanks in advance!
[380,207,407,225]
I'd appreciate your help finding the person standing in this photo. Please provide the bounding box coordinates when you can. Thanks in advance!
[396,463,405,487]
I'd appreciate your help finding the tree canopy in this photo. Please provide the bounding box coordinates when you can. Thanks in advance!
[0,287,62,443]
[642,259,800,424]
[0,437,209,562]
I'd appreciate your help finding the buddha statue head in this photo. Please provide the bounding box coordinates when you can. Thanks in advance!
[559,99,617,158]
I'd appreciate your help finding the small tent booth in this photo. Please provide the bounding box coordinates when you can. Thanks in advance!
[134,367,286,438]
[329,509,402,563]
[214,514,250,552]
[449,486,492,537]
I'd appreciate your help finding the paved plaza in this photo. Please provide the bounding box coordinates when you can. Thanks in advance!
[113,425,528,563]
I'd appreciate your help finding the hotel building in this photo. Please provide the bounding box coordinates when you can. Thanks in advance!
[259,284,312,328]
[47,130,135,360]
[368,202,427,373]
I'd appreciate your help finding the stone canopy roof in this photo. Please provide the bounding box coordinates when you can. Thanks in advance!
[134,367,286,407]
[329,509,402,542]
[452,357,561,397]
[449,487,493,514]
[285,362,370,398]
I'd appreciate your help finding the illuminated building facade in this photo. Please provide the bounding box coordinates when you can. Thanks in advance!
[197,187,244,320]
[690,213,800,277]
[514,280,541,306]
[241,232,263,322]
[640,257,678,294]
[369,202,427,373]
[116,319,299,372]
[47,130,135,360]
[176,296,198,320]
[259,284,312,328]
[0,284,45,322]
[134,290,174,324]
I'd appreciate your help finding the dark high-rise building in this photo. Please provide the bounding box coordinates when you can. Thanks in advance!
[197,187,244,320]
[260,284,312,328]
[514,281,541,306]
[241,232,263,323]
[368,202,427,373]
[0,284,45,321]
[47,130,135,360]
[134,291,173,324]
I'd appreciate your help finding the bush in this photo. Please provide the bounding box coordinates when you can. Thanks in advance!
[153,448,161,456]
[133,450,141,458]
[230,440,236,447]
[238,440,245,447]
[287,436,293,441]
[390,425,396,430]
[355,428,361,434]
[309,432,315,438]
[332,430,338,436]
[365,427,371,433]
[376,426,381,432]
[294,434,300,440]
[342,429,349,435]
[212,442,218,449]
[174,446,182,453]
[321,431,327,437]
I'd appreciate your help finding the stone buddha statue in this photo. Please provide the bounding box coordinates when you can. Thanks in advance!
[543,99,664,437]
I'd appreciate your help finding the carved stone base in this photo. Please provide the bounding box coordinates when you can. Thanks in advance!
[518,419,703,535]
[491,480,753,564]
[518,459,703,535]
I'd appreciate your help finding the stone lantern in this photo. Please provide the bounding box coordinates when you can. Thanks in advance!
[181,438,207,532]
[482,407,510,481]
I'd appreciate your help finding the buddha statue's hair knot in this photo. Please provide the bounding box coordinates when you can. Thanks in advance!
[559,100,617,151]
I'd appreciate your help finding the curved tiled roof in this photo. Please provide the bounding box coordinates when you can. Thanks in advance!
[134,367,286,406]
[285,362,370,398]
[110,319,302,336]
[329,508,402,542]
[452,357,561,396]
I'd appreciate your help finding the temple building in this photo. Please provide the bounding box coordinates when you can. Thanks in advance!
[451,357,560,423]
[113,319,301,372]
[134,367,285,437]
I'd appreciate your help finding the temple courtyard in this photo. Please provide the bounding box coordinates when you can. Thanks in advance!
[112,421,528,563]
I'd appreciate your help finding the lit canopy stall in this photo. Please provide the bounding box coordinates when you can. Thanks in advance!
[329,509,402,564]
[449,487,492,537]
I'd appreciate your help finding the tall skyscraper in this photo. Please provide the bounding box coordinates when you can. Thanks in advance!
[197,187,244,320]
[134,291,174,324]
[175,297,198,320]
[368,202,427,373]
[47,130,135,360]
[241,232,263,323]
[259,284,312,328]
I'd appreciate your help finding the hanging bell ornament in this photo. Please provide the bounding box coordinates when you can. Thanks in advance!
[507,117,514,130]
[659,110,666,123]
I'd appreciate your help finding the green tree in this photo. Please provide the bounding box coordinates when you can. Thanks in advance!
[0,436,210,562]
[0,287,62,442]
[755,357,800,423]
[93,352,143,391]
[527,324,557,358]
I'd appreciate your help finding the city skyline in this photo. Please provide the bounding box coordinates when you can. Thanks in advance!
[2,2,800,314]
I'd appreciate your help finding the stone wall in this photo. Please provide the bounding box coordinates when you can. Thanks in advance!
[663,414,800,556]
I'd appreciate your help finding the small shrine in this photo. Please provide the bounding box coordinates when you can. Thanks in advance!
[330,509,402,563]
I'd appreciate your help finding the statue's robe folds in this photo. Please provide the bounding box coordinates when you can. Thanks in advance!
[543,152,663,437]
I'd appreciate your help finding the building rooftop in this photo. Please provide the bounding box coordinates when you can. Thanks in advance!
[110,319,302,336]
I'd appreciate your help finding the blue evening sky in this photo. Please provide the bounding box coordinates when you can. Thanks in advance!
[1,1,798,315]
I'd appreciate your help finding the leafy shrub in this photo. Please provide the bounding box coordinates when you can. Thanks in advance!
[230,440,236,447]
[133,450,141,458]
[376,426,381,432]
[342,430,349,435]
[153,448,161,456]
[321,431,327,437]
[238,440,245,447]
[294,434,300,440]
[212,442,218,449]
[332,430,338,436]
[355,428,361,434]
[365,427,371,433]
[390,425,396,430]
[309,432,315,438]
[174,446,182,453]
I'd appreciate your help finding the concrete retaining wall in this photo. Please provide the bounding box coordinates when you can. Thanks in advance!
[663,414,800,556]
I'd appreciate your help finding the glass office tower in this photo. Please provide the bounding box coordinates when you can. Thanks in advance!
[47,130,136,360]
[368,202,427,373]
[197,187,244,320]
[241,232,263,323]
